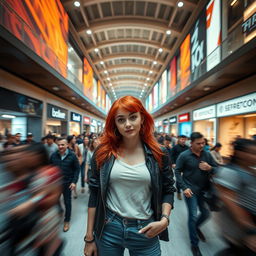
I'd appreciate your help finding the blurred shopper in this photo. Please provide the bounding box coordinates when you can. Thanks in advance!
[0,133,4,152]
[67,135,82,199]
[171,135,189,200]
[210,143,224,165]
[203,138,210,152]
[44,134,58,158]
[163,136,172,165]
[14,133,22,146]
[214,139,256,256]
[76,134,83,145]
[22,132,36,145]
[78,136,90,193]
[50,138,80,232]
[0,143,63,256]
[3,134,15,149]
[175,132,218,256]
[84,138,99,183]
[83,96,175,256]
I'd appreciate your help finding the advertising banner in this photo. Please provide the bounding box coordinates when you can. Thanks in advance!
[161,70,167,104]
[191,11,206,82]
[153,82,159,109]
[4,0,68,77]
[83,58,93,100]
[206,0,221,71]
[180,34,191,90]
[169,57,177,97]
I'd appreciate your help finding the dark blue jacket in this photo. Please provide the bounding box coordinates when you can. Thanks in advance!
[50,149,80,184]
[88,144,176,241]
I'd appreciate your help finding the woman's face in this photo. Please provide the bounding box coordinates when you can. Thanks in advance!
[93,139,99,149]
[71,137,76,144]
[115,109,143,140]
[84,137,90,145]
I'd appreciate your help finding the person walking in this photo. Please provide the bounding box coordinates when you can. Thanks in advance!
[44,134,58,158]
[78,136,90,193]
[83,96,175,256]
[171,135,189,200]
[50,138,80,232]
[175,132,218,256]
[210,143,224,165]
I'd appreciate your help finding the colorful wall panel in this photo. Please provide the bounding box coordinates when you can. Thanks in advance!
[169,57,177,96]
[83,58,93,100]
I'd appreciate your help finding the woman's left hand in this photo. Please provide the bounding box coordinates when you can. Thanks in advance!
[138,219,168,238]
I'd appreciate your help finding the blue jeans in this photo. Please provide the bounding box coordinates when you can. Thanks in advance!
[96,209,161,256]
[184,193,210,246]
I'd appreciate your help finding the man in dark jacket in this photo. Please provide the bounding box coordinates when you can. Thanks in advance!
[171,135,189,200]
[50,138,80,232]
[175,132,218,256]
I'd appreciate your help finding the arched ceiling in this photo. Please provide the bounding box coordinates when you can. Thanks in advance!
[61,0,201,101]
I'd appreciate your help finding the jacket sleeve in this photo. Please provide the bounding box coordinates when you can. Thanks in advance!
[88,151,100,208]
[207,152,218,175]
[161,148,176,208]
[175,153,187,191]
[72,154,80,184]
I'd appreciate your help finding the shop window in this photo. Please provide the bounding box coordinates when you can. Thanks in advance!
[228,0,244,29]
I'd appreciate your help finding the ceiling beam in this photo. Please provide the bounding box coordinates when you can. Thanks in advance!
[102,64,157,72]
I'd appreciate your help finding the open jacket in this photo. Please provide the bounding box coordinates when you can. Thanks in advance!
[88,143,176,241]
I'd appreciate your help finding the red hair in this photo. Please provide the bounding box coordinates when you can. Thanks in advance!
[96,96,163,168]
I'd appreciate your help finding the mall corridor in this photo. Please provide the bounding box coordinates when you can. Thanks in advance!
[60,185,227,256]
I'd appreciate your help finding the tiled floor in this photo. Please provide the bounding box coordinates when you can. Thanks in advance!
[60,185,227,256]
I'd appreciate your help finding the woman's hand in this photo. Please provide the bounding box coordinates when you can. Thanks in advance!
[84,241,98,256]
[138,219,168,238]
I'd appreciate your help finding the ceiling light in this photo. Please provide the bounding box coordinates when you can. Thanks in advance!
[1,114,16,119]
[68,47,73,52]
[100,61,104,65]
[94,48,99,53]
[230,0,237,6]
[185,97,190,101]
[74,1,80,7]
[203,86,211,91]
[81,103,85,106]
[146,78,150,81]
[107,77,110,81]
[52,86,59,91]
[158,48,163,53]
[67,63,72,69]
[153,61,157,65]
[86,29,92,35]
[144,83,147,86]
[109,83,112,86]
[104,70,108,74]
[149,70,153,74]
[71,96,76,100]
[142,89,145,92]
[177,1,184,7]
[166,30,171,35]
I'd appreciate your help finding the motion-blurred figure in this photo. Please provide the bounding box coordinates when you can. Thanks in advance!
[210,143,224,165]
[214,139,256,256]
[0,143,63,256]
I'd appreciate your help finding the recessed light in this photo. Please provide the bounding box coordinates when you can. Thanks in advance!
[74,1,80,7]
[203,86,211,91]
[144,83,147,86]
[177,1,184,7]
[86,29,92,35]
[104,70,108,74]
[94,48,99,53]
[100,61,104,65]
[146,78,150,81]
[52,86,59,91]
[158,48,163,53]
[153,61,157,65]
[107,77,110,81]
[166,30,171,35]
[71,96,76,100]
[149,70,153,74]
[109,83,112,86]
[185,97,190,101]
[67,63,72,69]
[81,103,85,106]
[1,114,16,119]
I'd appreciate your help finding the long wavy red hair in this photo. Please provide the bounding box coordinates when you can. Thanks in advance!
[96,96,163,168]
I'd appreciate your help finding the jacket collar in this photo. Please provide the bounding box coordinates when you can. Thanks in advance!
[142,143,153,156]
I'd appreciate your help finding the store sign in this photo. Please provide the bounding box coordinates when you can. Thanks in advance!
[84,116,90,125]
[179,113,190,122]
[242,12,256,36]
[71,112,81,122]
[47,104,67,120]
[217,93,256,117]
[0,87,43,116]
[169,116,177,124]
[91,119,97,126]
[193,105,216,120]
[163,119,169,125]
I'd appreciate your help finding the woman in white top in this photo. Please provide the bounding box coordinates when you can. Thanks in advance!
[210,142,224,165]
[83,96,175,256]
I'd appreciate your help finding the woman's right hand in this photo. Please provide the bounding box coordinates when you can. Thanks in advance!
[84,242,98,256]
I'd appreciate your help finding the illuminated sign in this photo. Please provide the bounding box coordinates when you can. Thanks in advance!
[169,116,177,124]
[47,104,67,120]
[178,113,190,122]
[71,112,81,122]
[84,116,90,125]
[193,105,216,120]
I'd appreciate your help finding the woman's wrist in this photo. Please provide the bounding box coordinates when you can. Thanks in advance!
[85,233,94,240]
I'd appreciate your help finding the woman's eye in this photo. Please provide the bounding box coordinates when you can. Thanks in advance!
[130,115,137,121]
[117,118,125,123]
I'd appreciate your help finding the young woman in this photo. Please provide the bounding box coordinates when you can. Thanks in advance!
[83,96,175,256]
[78,136,90,193]
[210,142,224,165]
[84,138,99,184]
[67,135,82,198]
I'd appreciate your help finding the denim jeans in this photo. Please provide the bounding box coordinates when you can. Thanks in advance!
[80,161,85,188]
[96,209,161,256]
[62,183,72,222]
[184,193,210,246]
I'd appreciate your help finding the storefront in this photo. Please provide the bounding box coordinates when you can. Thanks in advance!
[193,105,216,146]
[217,92,256,157]
[90,119,97,133]
[0,87,43,141]
[83,116,91,134]
[169,116,177,136]
[46,104,68,137]
[97,121,103,133]
[70,112,82,136]
[163,119,169,133]
[178,113,192,137]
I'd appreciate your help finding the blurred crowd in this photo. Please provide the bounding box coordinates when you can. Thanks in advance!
[0,130,255,256]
